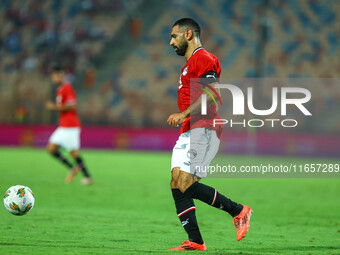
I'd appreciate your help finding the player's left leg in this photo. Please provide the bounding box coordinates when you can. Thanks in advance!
[69,150,93,185]
[177,167,252,241]
[60,127,92,185]
[179,179,243,218]
[47,142,74,169]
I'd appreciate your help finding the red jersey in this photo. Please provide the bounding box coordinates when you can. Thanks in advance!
[56,83,81,127]
[178,47,223,138]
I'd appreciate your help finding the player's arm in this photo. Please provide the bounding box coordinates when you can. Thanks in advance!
[45,101,77,111]
[46,87,77,111]
[183,82,220,116]
[167,82,220,126]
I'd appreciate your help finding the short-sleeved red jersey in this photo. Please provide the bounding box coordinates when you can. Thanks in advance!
[56,83,81,127]
[178,47,223,138]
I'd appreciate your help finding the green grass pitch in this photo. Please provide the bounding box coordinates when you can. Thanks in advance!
[0,147,339,254]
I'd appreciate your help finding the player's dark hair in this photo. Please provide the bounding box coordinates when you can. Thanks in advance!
[51,64,64,73]
[173,18,201,37]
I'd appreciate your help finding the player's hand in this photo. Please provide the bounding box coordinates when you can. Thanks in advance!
[45,101,57,110]
[167,112,186,126]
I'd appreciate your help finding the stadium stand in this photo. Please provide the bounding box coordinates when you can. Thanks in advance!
[0,0,141,123]
[111,0,340,131]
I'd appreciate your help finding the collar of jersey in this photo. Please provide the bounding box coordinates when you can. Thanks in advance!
[192,47,204,56]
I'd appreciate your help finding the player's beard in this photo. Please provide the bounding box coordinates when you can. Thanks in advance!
[174,38,188,56]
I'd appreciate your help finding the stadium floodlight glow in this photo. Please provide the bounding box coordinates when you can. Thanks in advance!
[201,84,312,116]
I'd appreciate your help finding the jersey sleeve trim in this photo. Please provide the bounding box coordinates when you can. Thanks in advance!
[200,71,219,84]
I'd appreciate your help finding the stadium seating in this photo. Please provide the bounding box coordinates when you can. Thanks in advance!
[0,0,139,123]
[111,0,340,131]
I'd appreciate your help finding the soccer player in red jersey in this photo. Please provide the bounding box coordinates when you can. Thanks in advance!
[45,65,93,185]
[167,18,252,250]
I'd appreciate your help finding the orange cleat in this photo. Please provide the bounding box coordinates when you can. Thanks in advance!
[169,240,207,250]
[233,205,253,241]
[64,166,81,184]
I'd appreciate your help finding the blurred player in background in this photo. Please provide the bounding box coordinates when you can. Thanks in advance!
[45,65,93,185]
[167,18,252,250]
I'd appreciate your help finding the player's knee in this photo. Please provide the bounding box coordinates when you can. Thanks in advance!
[70,152,77,159]
[171,167,180,189]
[70,150,79,159]
[170,179,178,189]
[178,182,188,193]
[177,176,190,193]
[46,144,55,154]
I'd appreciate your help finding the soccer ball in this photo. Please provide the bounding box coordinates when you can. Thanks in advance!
[3,185,35,216]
